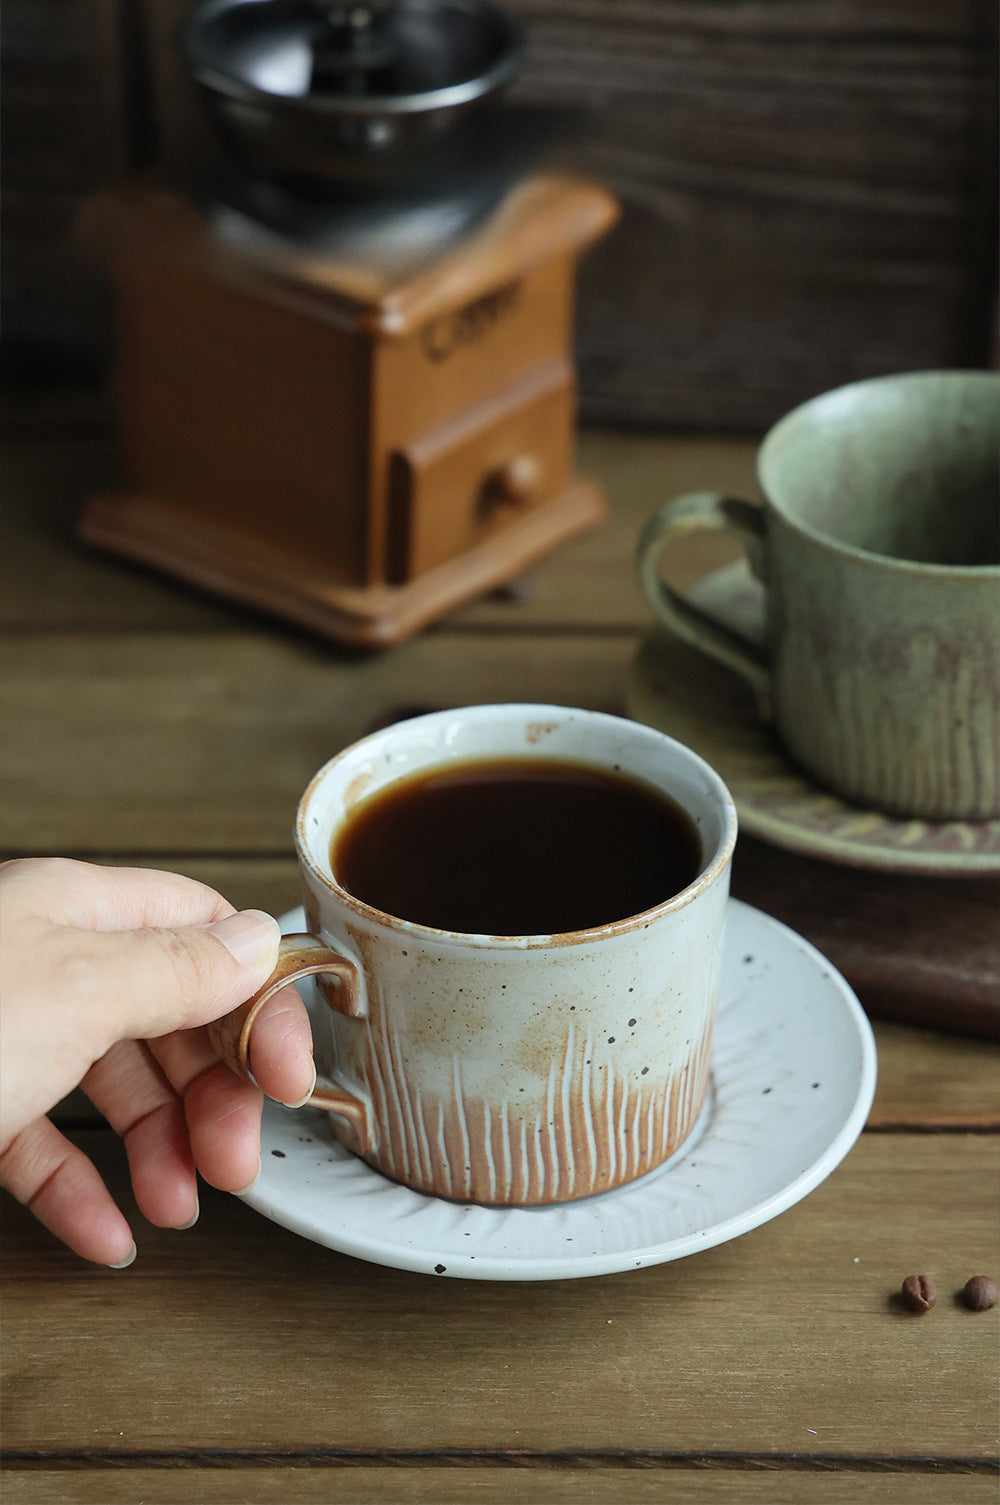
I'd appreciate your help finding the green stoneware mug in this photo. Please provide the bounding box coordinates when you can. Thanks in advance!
[637,370,1000,822]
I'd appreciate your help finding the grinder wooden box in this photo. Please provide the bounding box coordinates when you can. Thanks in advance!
[79,175,618,647]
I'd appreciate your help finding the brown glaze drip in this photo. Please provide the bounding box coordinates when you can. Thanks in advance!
[332,1011,715,1205]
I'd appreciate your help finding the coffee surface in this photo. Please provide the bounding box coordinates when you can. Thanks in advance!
[331,757,703,934]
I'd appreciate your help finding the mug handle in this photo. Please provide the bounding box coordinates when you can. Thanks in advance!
[208,933,371,1154]
[637,492,772,717]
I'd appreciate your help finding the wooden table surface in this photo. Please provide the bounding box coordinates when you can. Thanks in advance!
[2,391,998,1504]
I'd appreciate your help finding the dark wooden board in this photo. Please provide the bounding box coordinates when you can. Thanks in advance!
[732,838,1000,1041]
[1,0,127,366]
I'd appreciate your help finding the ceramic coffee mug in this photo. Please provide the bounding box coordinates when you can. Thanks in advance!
[637,370,1000,821]
[210,705,737,1205]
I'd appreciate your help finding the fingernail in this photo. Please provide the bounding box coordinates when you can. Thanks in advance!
[206,910,280,969]
[109,1241,137,1270]
[174,1200,200,1230]
[282,1062,317,1110]
[235,1158,262,1196]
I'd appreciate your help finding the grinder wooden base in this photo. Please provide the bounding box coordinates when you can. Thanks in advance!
[80,477,605,648]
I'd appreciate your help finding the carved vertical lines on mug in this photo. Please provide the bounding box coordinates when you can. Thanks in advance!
[495,1099,513,1206]
[957,650,998,816]
[644,1094,657,1177]
[681,1025,711,1153]
[360,1028,398,1182]
[578,1044,598,1194]
[479,1101,497,1204]
[666,1062,684,1166]
[391,1020,424,1188]
[780,642,999,820]
[347,1021,713,1202]
[514,1113,530,1205]
[368,1001,412,1186]
[432,1099,449,1193]
[627,1087,644,1179]
[605,1063,621,1191]
[687,1033,699,1133]
[451,1057,473,1200]
[557,1023,577,1200]
[686,1044,699,1136]
[953,657,977,815]
[410,1067,436,1194]
[544,1049,559,1203]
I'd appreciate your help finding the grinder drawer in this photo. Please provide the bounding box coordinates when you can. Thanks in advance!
[386,363,574,582]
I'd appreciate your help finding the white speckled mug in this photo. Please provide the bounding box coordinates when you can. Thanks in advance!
[212,705,737,1205]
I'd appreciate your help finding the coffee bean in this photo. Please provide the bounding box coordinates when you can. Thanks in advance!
[900,1273,937,1312]
[960,1275,998,1312]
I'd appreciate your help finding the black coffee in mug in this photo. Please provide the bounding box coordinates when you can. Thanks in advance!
[331,757,703,936]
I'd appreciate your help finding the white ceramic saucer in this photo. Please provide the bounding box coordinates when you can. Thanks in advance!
[627,562,1000,875]
[240,903,877,1280]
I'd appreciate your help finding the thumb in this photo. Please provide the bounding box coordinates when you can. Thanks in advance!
[89,909,282,1046]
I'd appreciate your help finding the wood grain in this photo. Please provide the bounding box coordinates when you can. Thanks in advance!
[1,0,127,363]
[0,629,638,852]
[3,1468,999,1504]
[2,1132,996,1463]
[136,0,999,425]
[2,392,998,1493]
[522,0,999,427]
[3,2,996,427]
[867,1022,1000,1130]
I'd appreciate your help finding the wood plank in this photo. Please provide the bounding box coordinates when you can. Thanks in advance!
[867,1022,1000,1131]
[2,1132,996,1461]
[731,838,1000,1042]
[0,426,248,633]
[0,630,639,852]
[1,1,128,365]
[0,423,756,633]
[3,1466,998,1504]
[545,0,999,427]
[0,383,114,433]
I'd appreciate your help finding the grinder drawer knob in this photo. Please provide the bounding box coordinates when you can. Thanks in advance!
[480,455,542,514]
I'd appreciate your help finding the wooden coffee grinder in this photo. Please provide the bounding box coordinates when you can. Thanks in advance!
[79,0,618,647]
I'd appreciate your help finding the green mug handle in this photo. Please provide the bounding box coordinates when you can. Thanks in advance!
[637,492,772,717]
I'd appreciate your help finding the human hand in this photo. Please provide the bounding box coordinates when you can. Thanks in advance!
[0,858,314,1267]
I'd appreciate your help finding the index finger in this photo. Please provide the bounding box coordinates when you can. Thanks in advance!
[5,858,236,932]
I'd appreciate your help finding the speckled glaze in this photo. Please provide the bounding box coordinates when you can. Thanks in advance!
[241,899,877,1280]
[219,706,737,1205]
[638,371,1000,822]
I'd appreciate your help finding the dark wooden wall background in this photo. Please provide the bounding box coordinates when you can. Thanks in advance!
[2,0,997,430]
